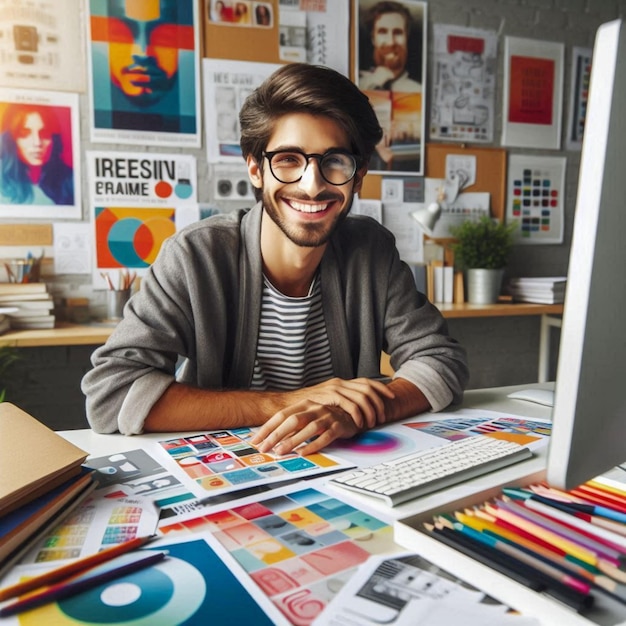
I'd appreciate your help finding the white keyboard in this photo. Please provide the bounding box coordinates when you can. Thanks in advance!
[330,436,533,506]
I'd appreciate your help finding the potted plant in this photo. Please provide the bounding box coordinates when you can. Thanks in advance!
[449,217,517,304]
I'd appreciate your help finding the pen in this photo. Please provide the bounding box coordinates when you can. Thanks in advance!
[0,534,157,602]
[0,550,167,617]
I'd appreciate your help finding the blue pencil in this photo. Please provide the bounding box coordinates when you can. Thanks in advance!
[0,550,167,617]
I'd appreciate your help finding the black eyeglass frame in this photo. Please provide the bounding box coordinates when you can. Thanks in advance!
[262,149,360,186]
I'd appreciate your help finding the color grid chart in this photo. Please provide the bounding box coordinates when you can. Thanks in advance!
[160,487,399,625]
[159,429,349,499]
[506,154,566,244]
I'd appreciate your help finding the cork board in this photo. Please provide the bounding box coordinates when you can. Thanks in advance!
[425,143,507,222]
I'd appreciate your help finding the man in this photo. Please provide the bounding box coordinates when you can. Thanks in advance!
[82,63,468,456]
[90,0,196,133]
[359,1,421,93]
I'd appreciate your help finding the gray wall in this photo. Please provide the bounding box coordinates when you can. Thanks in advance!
[4,0,626,428]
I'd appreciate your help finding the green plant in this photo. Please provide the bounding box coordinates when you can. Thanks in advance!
[449,217,517,270]
[0,345,19,402]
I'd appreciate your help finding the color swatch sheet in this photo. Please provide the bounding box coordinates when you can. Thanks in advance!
[159,486,402,625]
[158,427,350,495]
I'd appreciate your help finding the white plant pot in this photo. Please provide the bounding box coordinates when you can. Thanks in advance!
[466,268,504,304]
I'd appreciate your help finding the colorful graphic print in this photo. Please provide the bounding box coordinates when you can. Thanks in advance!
[89,0,198,135]
[404,415,552,446]
[160,488,397,625]
[95,206,175,268]
[160,430,342,497]
[19,539,275,626]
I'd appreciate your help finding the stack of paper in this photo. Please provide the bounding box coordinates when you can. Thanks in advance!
[508,276,567,304]
[0,403,94,575]
[0,283,55,329]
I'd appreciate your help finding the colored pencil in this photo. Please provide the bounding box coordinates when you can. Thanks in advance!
[521,497,626,545]
[460,509,626,604]
[486,501,626,584]
[431,516,594,611]
[497,499,625,564]
[514,486,626,530]
[0,535,156,602]
[0,550,167,617]
[453,513,592,595]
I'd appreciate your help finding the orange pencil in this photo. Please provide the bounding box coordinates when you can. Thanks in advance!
[0,534,156,602]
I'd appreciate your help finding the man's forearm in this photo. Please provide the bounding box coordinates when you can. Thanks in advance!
[143,381,294,432]
[382,377,431,423]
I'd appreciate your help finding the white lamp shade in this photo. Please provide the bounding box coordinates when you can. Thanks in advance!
[410,202,442,237]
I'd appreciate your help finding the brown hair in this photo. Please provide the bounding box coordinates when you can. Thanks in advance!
[239,63,383,167]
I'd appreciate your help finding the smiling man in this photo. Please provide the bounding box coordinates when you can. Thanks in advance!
[82,63,468,455]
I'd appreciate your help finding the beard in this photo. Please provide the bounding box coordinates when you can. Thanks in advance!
[261,188,354,248]
[374,45,408,78]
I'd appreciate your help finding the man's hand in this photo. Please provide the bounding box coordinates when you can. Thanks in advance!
[250,377,394,455]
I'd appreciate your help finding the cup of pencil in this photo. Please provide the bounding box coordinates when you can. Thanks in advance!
[101,270,135,321]
[106,289,131,321]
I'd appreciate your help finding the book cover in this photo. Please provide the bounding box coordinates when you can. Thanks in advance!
[0,283,48,295]
[0,404,88,517]
[0,469,96,562]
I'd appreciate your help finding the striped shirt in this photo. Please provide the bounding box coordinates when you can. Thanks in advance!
[250,274,333,390]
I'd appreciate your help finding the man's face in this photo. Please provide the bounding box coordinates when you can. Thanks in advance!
[372,12,408,79]
[247,112,364,249]
[106,0,184,105]
[15,112,53,167]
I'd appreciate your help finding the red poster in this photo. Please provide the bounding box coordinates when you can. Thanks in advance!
[508,55,554,125]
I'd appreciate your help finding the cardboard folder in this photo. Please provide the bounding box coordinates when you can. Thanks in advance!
[0,403,88,517]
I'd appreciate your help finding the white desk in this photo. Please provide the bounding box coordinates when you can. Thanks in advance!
[59,382,555,523]
[38,384,626,625]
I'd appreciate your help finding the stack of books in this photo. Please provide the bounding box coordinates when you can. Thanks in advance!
[0,403,95,577]
[0,283,55,329]
[508,276,567,304]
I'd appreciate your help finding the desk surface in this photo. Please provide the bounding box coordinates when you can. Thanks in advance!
[60,382,555,521]
[0,303,563,347]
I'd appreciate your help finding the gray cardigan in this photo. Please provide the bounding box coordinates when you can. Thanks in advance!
[82,204,469,434]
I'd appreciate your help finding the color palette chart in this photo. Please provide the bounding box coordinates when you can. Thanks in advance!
[506,154,566,244]
[160,487,398,625]
[159,429,349,499]
[404,414,551,448]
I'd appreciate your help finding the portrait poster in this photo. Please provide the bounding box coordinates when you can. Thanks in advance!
[502,36,564,149]
[355,0,427,176]
[506,154,565,244]
[203,59,282,164]
[87,0,202,148]
[565,46,592,151]
[87,150,197,288]
[430,24,497,143]
[0,0,86,92]
[0,88,81,219]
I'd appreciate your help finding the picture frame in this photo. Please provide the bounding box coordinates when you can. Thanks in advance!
[565,46,593,151]
[501,36,564,150]
[0,88,81,219]
[355,0,427,176]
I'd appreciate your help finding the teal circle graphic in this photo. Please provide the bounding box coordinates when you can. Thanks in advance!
[57,553,206,625]
[108,218,150,268]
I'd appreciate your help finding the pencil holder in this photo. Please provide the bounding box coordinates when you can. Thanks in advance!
[106,288,131,321]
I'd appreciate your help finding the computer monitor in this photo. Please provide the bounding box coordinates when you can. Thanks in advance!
[547,18,626,489]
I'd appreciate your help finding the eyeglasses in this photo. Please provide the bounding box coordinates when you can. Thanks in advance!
[263,149,358,186]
